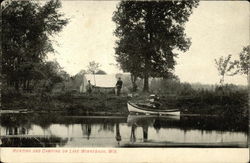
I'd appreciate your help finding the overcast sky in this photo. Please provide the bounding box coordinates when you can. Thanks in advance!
[48,1,249,85]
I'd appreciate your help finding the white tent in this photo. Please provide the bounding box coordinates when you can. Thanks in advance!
[86,74,118,87]
[80,74,119,93]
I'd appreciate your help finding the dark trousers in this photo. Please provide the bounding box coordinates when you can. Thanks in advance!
[117,87,121,96]
[87,89,92,94]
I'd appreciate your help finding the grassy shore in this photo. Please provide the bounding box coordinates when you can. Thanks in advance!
[2,89,248,118]
[2,92,129,115]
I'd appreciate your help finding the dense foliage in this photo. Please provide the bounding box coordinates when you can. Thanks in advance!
[113,1,199,91]
[235,45,249,75]
[2,0,68,92]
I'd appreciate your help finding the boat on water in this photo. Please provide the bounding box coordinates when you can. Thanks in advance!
[127,101,180,116]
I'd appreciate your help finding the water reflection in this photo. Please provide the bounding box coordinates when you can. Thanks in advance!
[0,113,248,147]
[6,126,29,135]
[125,114,247,147]
[1,125,68,147]
[127,115,180,143]
[130,124,136,143]
[98,123,114,133]
[81,124,92,140]
[127,115,155,142]
[115,123,121,145]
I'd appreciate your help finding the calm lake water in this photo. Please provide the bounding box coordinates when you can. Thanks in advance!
[0,113,248,147]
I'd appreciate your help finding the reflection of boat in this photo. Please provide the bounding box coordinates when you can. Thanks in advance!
[127,114,180,143]
[127,114,155,126]
[127,102,180,116]
[127,115,153,143]
[127,114,180,126]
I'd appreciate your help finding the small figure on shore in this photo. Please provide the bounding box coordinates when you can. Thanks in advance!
[86,80,92,94]
[116,77,123,96]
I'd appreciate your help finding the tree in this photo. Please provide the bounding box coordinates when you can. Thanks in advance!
[214,55,238,85]
[58,70,70,81]
[87,61,101,85]
[2,0,68,91]
[41,61,64,91]
[96,70,107,74]
[113,1,199,92]
[234,45,249,75]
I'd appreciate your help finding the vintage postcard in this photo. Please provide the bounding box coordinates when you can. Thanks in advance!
[0,0,249,162]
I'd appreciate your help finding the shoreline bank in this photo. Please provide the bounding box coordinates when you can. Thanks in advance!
[2,92,248,118]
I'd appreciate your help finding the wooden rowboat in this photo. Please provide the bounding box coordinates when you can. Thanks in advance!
[127,101,180,116]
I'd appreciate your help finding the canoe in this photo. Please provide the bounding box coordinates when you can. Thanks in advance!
[127,102,180,116]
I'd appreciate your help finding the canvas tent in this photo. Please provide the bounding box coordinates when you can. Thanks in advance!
[80,74,125,93]
[79,73,165,94]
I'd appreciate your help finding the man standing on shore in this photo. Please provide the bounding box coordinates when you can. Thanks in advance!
[115,77,123,96]
[86,80,92,94]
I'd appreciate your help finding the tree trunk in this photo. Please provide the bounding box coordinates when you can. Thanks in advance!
[143,75,149,92]
[143,33,151,92]
[131,74,137,92]
[143,6,152,92]
[132,83,137,92]
[93,73,96,86]
[220,75,224,86]
[27,80,30,92]
[22,80,26,91]
[143,57,150,92]
[14,81,19,91]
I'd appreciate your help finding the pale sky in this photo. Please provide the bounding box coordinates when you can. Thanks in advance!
[48,1,249,85]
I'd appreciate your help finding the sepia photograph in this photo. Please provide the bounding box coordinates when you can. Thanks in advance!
[0,0,249,162]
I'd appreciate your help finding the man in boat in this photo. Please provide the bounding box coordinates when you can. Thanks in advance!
[148,94,161,109]
[115,77,123,96]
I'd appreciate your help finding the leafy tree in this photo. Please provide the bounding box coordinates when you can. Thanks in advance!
[214,55,238,85]
[96,70,107,74]
[2,0,68,91]
[23,60,68,92]
[58,70,70,81]
[87,61,101,85]
[113,1,199,92]
[234,45,249,75]
[40,61,64,91]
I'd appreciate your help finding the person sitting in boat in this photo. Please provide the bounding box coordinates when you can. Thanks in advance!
[148,94,161,108]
